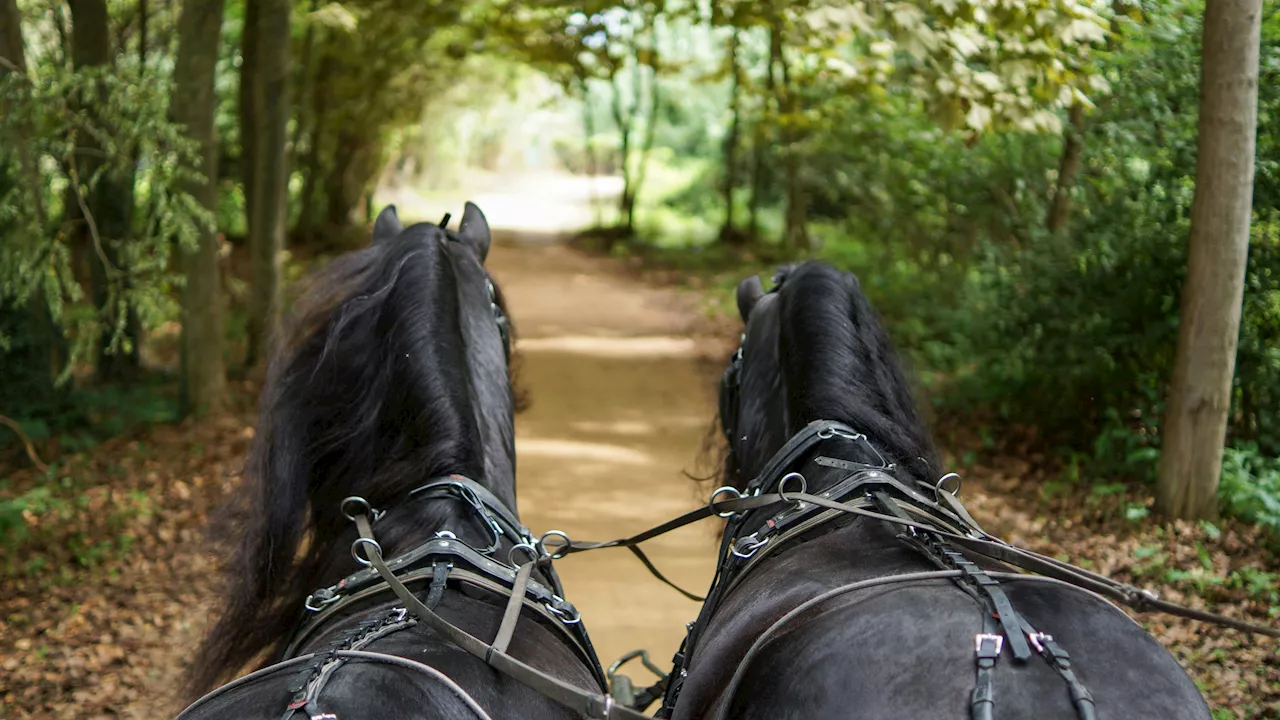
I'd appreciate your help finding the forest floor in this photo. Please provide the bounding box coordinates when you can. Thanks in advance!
[1,173,1278,718]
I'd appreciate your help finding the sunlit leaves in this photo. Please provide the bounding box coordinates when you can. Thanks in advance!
[784,0,1114,133]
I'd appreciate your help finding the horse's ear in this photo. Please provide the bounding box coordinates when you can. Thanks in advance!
[737,275,765,321]
[458,201,491,261]
[373,205,402,243]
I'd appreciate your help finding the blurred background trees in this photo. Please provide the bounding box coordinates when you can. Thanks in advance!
[1,0,1277,528]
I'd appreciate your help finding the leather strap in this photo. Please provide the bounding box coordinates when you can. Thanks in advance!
[1029,632,1097,720]
[353,513,647,720]
[491,560,534,657]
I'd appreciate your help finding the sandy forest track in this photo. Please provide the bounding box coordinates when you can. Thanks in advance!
[485,233,725,675]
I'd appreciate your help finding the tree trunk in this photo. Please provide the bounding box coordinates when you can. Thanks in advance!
[69,0,141,381]
[720,26,743,244]
[775,20,808,252]
[289,0,319,237]
[627,20,661,234]
[1046,101,1086,235]
[239,0,258,241]
[244,0,289,368]
[748,22,779,241]
[1156,0,1263,520]
[171,0,227,417]
[136,0,146,68]
[609,66,635,236]
[298,51,332,247]
[1,0,44,229]
[1,0,63,416]
[577,72,601,227]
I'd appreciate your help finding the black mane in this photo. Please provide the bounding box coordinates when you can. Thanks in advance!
[727,261,939,486]
[190,224,517,694]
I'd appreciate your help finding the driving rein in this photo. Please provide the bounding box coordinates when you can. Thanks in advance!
[182,426,1278,720]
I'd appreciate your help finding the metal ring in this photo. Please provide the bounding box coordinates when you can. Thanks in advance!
[538,530,572,560]
[509,542,539,567]
[935,473,962,495]
[777,472,807,505]
[351,537,382,567]
[731,533,768,560]
[709,486,744,518]
[435,530,457,539]
[341,496,372,522]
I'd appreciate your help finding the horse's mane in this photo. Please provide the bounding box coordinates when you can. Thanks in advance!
[727,261,939,486]
[190,227,514,694]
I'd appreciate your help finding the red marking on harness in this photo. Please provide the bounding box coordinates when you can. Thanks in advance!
[767,519,777,529]
[288,700,308,710]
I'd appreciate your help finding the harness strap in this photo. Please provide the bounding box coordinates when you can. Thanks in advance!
[178,650,494,720]
[491,559,534,657]
[426,561,450,609]
[758,492,1280,638]
[352,513,648,720]
[972,616,1001,720]
[1029,633,1098,720]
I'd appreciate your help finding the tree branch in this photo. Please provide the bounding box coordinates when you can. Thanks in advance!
[67,159,119,278]
[0,414,51,473]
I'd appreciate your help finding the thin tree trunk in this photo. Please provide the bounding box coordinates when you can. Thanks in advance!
[749,23,779,241]
[137,0,146,68]
[609,67,635,235]
[244,0,289,368]
[239,0,258,239]
[2,0,62,410]
[1046,101,1086,235]
[288,0,319,240]
[49,0,70,67]
[628,19,661,233]
[720,26,743,243]
[1156,0,1263,520]
[775,20,808,252]
[577,72,601,227]
[1,0,44,228]
[298,50,333,246]
[171,0,227,417]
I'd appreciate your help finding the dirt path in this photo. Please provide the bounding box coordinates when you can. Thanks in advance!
[486,232,723,678]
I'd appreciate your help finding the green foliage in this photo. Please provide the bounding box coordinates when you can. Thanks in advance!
[1220,445,1280,533]
[0,61,212,384]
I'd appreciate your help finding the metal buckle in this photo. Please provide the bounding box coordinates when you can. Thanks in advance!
[975,633,1004,656]
[1028,632,1051,654]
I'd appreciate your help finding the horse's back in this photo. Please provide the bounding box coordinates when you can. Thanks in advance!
[710,580,1209,720]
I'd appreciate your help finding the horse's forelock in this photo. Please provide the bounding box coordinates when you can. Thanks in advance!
[722,261,938,486]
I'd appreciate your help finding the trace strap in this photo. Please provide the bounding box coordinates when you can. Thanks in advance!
[349,512,649,720]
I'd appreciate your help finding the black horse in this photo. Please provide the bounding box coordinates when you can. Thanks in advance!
[665,261,1210,719]
[179,204,609,719]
